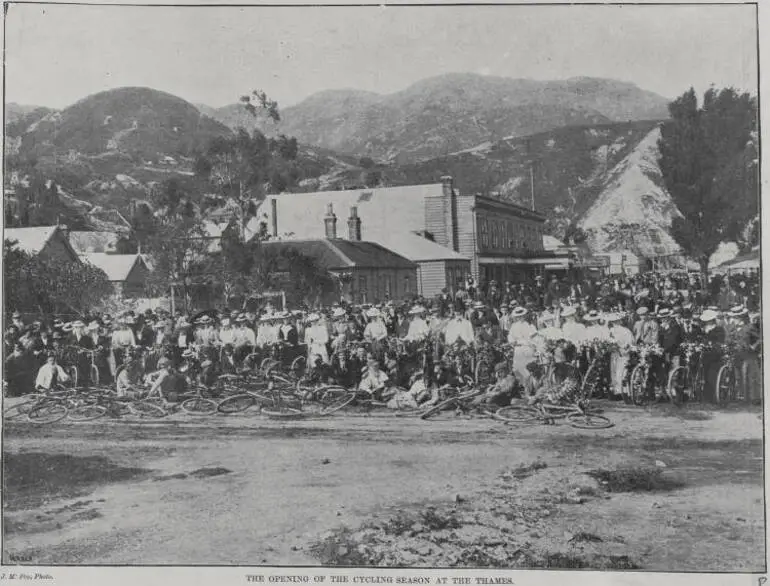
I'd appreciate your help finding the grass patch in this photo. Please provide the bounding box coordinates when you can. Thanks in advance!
[503,461,548,481]
[3,453,149,511]
[586,467,685,493]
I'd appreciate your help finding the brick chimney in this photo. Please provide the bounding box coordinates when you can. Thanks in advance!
[347,206,362,241]
[441,175,458,251]
[324,203,338,239]
[270,198,278,238]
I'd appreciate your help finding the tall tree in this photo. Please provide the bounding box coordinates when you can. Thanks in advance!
[658,87,758,274]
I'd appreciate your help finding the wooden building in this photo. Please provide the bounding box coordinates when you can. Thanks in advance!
[5,226,81,264]
[80,253,151,298]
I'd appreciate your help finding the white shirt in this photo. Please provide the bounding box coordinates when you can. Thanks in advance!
[444,318,475,346]
[219,327,236,346]
[234,326,256,347]
[507,321,537,346]
[609,325,634,349]
[405,317,430,342]
[560,321,587,344]
[35,363,70,390]
[358,369,389,394]
[364,320,388,342]
[111,328,136,349]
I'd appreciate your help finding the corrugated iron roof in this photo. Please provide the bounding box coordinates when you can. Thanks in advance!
[81,253,146,281]
[374,232,469,262]
[69,231,119,253]
[255,183,445,242]
[262,239,416,271]
[5,226,58,255]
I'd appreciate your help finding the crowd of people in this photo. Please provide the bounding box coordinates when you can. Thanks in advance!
[4,269,762,411]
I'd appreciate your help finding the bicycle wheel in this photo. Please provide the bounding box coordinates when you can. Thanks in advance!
[692,365,705,402]
[319,392,356,415]
[68,404,108,421]
[716,365,736,405]
[567,412,614,429]
[68,366,79,388]
[261,406,306,419]
[667,366,688,405]
[290,356,306,379]
[180,397,218,415]
[493,405,541,423]
[629,365,646,405]
[90,365,100,387]
[128,401,168,419]
[217,394,257,414]
[420,396,459,420]
[475,360,492,386]
[4,395,43,420]
[260,358,279,374]
[27,402,68,424]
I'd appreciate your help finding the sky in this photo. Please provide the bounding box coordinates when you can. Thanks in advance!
[4,3,759,110]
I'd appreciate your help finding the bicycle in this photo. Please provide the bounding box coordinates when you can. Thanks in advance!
[629,344,663,406]
[666,342,706,405]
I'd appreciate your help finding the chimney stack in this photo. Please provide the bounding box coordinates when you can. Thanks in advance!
[440,175,458,251]
[270,198,278,238]
[324,203,338,239]
[347,206,362,241]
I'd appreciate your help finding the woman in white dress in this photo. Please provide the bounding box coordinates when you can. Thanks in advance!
[606,312,634,398]
[304,313,329,365]
[507,307,537,383]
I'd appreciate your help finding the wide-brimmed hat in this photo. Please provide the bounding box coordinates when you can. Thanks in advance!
[699,309,718,323]
[53,318,64,328]
[657,308,672,319]
[306,313,321,322]
[583,310,601,322]
[366,308,381,318]
[408,305,427,315]
[729,305,749,318]
[235,315,248,324]
[332,307,346,319]
[473,301,485,309]
[86,321,100,331]
[561,306,577,318]
[196,315,212,325]
[603,313,623,323]
[511,307,528,318]
[259,313,274,322]
[62,322,74,332]
[71,320,85,328]
[636,307,649,316]
[176,316,190,327]
[181,349,195,358]
[508,299,519,307]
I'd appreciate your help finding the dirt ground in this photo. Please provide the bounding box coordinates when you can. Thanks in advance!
[1,400,765,570]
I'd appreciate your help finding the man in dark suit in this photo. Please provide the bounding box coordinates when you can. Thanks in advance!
[68,320,95,388]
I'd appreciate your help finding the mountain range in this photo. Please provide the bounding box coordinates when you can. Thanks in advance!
[202,73,670,162]
[5,75,704,258]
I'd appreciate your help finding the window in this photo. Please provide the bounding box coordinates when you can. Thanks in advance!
[480,218,489,248]
[507,222,514,249]
[385,275,392,298]
[404,275,411,294]
[491,222,498,248]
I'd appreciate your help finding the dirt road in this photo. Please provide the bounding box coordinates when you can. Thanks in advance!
[2,402,765,570]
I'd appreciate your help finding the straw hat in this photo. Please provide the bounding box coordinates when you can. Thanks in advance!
[366,308,381,318]
[196,315,212,325]
[408,305,427,315]
[699,309,718,323]
[511,307,528,318]
[561,306,577,318]
[332,307,346,319]
[636,307,649,316]
[657,308,672,319]
[306,313,321,322]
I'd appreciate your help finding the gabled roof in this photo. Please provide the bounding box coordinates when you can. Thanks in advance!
[375,232,469,263]
[81,253,148,281]
[69,231,119,253]
[5,226,80,262]
[262,239,416,271]
[255,183,445,242]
